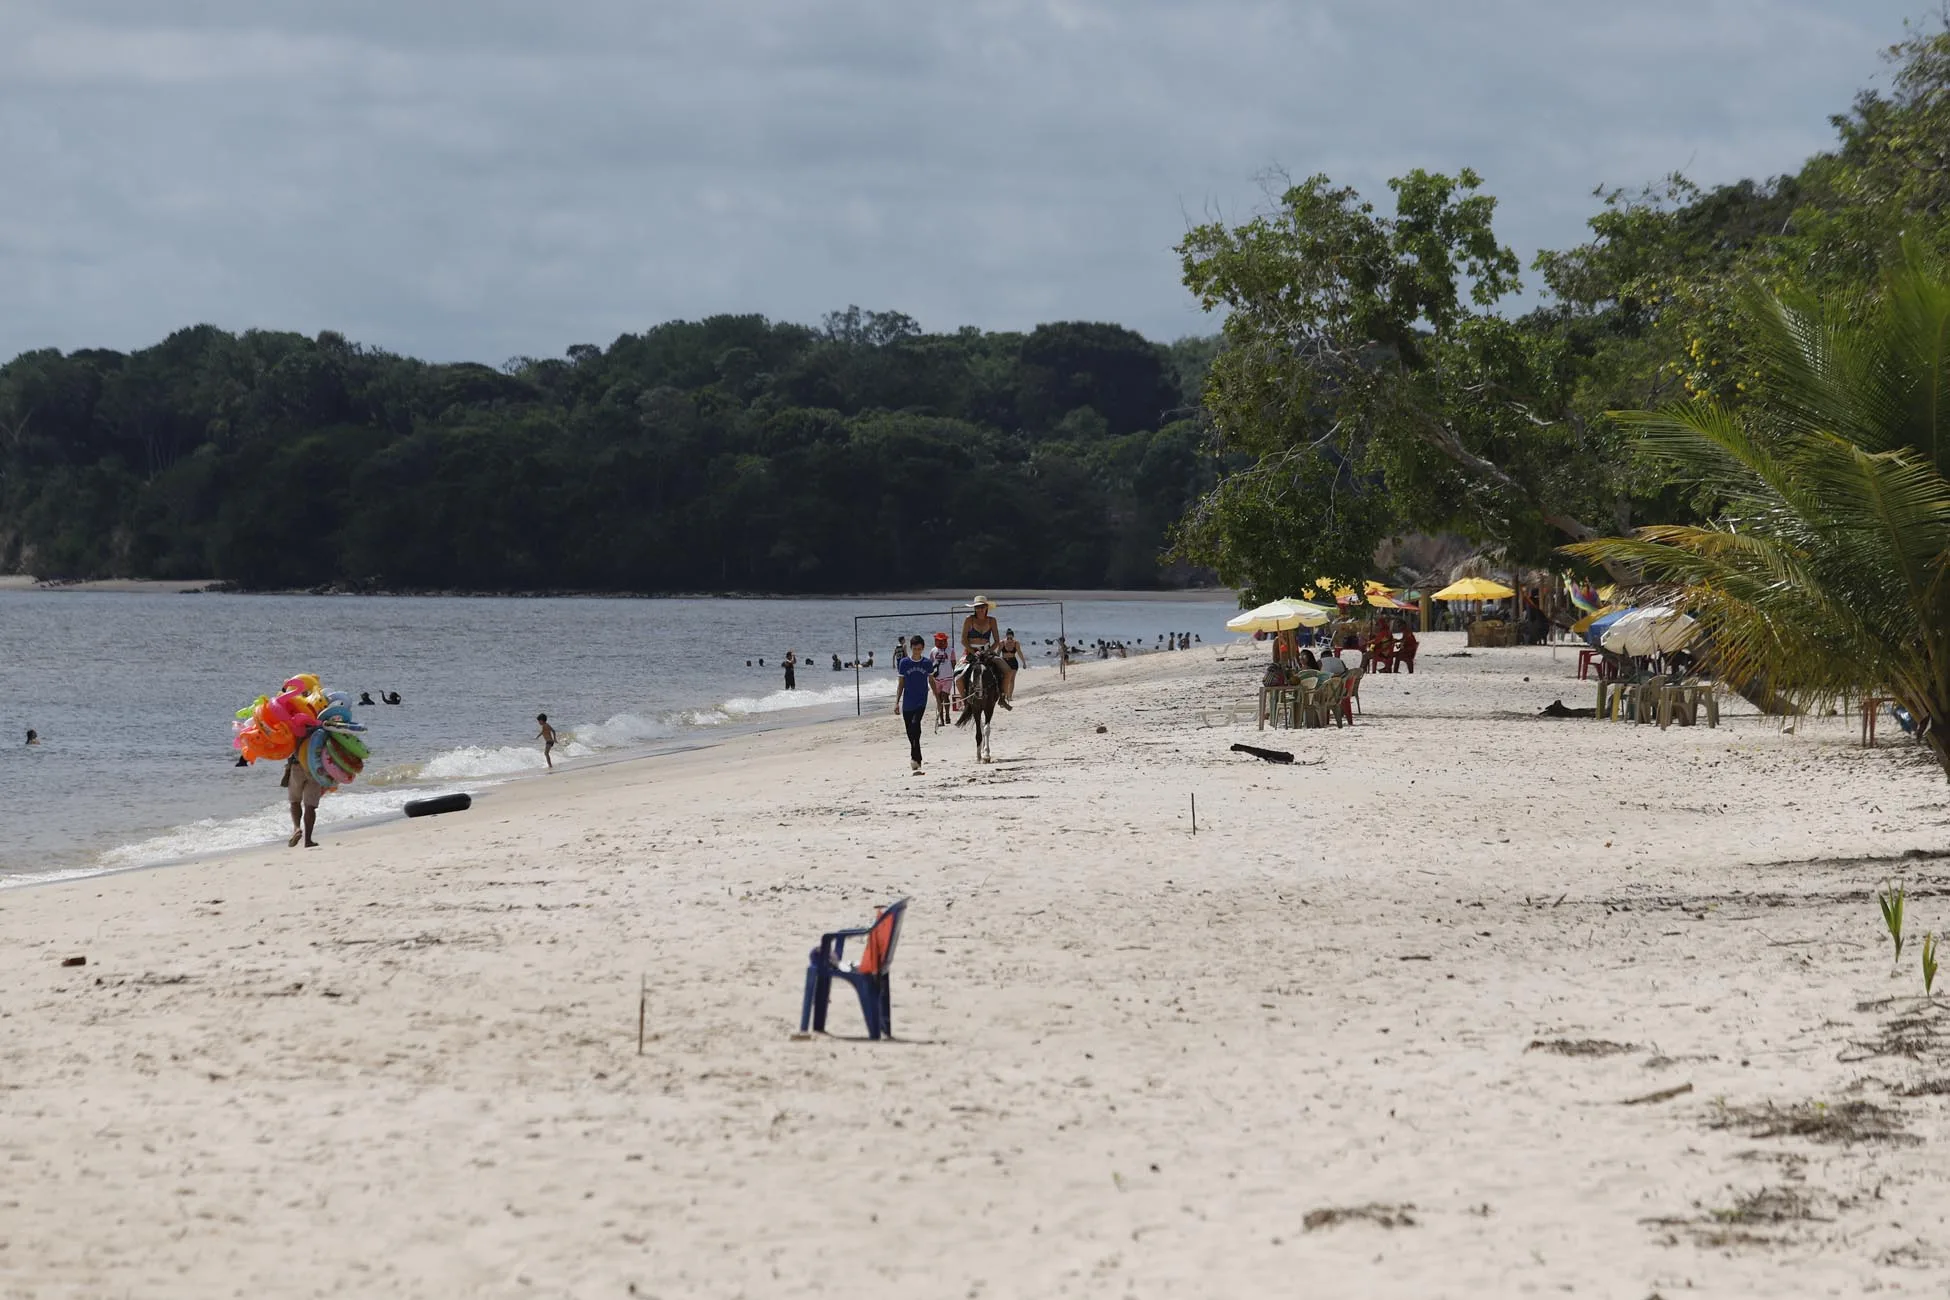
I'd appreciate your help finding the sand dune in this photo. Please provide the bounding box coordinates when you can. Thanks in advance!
[2,635,1947,1297]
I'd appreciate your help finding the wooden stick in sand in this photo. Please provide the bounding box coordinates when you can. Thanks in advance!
[638,974,647,1056]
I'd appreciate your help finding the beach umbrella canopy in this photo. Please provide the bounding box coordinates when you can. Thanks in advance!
[1226,597,1335,633]
[1570,605,1626,637]
[1581,608,1632,646]
[1432,577,1515,601]
[1598,606,1700,658]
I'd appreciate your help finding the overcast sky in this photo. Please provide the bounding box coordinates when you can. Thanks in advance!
[1,0,1934,364]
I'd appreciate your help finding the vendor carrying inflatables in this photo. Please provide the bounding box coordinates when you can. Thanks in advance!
[230,672,370,849]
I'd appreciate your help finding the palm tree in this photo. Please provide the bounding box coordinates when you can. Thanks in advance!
[1567,244,1950,779]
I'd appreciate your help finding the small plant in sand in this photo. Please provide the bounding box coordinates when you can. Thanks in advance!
[1879,879,1907,962]
[1923,932,1939,998]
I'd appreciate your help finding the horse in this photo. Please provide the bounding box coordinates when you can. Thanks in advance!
[954,646,1010,763]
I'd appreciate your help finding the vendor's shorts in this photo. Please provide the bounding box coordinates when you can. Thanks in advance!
[287,763,326,811]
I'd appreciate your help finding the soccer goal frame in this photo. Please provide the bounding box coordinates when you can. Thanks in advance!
[850,600,1067,716]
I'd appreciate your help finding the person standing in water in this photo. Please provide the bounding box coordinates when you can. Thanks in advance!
[535,713,558,769]
[895,635,933,773]
[24,729,40,746]
[783,650,797,691]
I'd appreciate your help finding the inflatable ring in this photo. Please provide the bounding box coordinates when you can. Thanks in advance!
[404,793,471,818]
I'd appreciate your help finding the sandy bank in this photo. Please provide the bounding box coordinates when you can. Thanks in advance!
[2,638,1947,1297]
[0,576,221,595]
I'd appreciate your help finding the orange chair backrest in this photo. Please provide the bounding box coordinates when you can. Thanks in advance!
[857,905,899,976]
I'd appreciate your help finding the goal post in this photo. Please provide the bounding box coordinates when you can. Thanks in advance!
[850,599,1067,716]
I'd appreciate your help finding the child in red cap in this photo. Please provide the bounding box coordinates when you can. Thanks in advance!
[930,632,955,727]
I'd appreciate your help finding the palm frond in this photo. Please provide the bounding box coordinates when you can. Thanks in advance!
[1577,254,1950,779]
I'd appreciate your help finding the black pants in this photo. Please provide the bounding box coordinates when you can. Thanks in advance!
[902,708,924,763]
[784,666,795,690]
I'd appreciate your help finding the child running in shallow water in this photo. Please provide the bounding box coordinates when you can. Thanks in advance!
[535,713,558,769]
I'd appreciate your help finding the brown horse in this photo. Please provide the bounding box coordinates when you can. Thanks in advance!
[954,647,1009,762]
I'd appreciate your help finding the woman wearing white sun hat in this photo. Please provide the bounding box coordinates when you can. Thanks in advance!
[960,595,1000,657]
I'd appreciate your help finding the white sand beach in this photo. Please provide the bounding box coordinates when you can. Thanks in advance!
[3,636,1948,1297]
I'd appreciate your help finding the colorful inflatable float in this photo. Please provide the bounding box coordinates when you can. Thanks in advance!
[231,672,369,793]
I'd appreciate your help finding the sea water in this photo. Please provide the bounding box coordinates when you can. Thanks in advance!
[0,591,1235,884]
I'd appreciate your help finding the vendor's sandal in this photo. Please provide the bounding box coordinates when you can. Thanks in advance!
[287,830,303,847]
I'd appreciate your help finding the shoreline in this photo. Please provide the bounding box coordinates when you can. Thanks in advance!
[0,577,1237,603]
[0,686,865,892]
[0,649,1108,893]
[9,639,1942,1294]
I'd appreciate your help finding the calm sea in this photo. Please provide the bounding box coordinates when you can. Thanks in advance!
[0,591,1235,885]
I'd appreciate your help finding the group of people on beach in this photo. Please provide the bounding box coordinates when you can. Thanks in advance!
[270,596,1163,845]
[1266,620,1418,681]
[892,597,1020,772]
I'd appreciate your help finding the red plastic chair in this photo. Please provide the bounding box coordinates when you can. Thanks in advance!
[800,899,909,1040]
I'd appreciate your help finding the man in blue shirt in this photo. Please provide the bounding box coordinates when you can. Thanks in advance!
[895,635,934,773]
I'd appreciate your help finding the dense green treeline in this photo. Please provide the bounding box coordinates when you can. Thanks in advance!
[0,310,1220,591]
[14,21,1944,599]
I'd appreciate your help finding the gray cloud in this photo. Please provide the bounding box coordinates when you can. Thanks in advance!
[0,0,1931,362]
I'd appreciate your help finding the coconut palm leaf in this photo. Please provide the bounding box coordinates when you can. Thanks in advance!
[1567,247,1950,778]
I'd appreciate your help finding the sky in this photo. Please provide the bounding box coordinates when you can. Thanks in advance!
[1,0,1935,364]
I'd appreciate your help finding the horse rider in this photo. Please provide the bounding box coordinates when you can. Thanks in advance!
[961,595,1000,659]
[958,596,1011,712]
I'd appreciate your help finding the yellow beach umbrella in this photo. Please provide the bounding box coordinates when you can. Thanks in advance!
[1225,597,1335,633]
[1361,579,1408,609]
[1432,577,1515,602]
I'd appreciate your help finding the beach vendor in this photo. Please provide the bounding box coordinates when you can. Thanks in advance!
[895,635,933,772]
[284,751,324,849]
[961,596,1000,657]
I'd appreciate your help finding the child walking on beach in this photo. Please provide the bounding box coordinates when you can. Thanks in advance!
[895,636,933,773]
[930,631,955,728]
[535,713,558,769]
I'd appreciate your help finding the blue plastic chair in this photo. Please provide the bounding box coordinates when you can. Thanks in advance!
[799,899,909,1040]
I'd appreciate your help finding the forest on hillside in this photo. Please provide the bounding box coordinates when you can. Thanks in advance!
[0,313,1218,591]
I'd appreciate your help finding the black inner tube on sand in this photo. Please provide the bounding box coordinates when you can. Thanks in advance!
[403,793,472,818]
